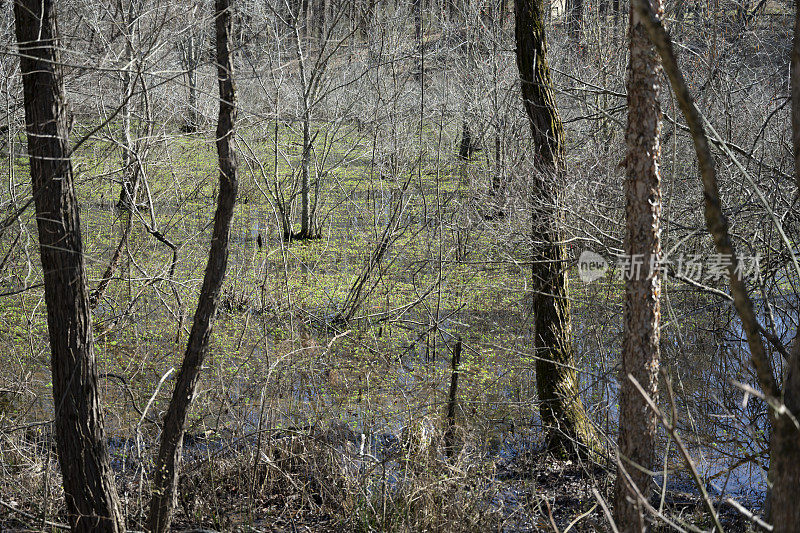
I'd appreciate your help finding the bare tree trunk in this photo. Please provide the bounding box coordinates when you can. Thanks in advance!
[300,114,313,237]
[515,0,601,458]
[188,41,198,131]
[765,2,800,526]
[613,0,663,528]
[116,0,141,210]
[98,0,140,307]
[304,0,314,40]
[444,337,463,457]
[458,116,472,160]
[312,0,323,39]
[13,1,125,531]
[567,0,582,42]
[147,0,239,530]
[90,214,133,309]
[180,32,200,133]
[322,0,331,38]
[414,0,423,79]
[290,14,316,241]
[630,1,800,530]
[769,334,800,530]
[792,0,800,195]
[359,0,374,38]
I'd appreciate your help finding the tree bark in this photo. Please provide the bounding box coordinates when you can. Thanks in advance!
[768,335,800,530]
[90,214,133,309]
[99,0,142,307]
[147,0,238,530]
[629,1,800,530]
[792,0,800,194]
[300,114,313,237]
[567,0,582,42]
[116,0,140,210]
[444,338,463,457]
[13,1,125,531]
[613,0,663,528]
[515,0,601,458]
[286,10,315,241]
[458,116,473,160]
[180,32,200,133]
[766,2,800,527]
[414,0,422,79]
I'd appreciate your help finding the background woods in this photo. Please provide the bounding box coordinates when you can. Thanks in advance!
[0,0,798,531]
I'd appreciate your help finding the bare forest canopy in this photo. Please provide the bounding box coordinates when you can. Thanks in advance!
[0,0,798,531]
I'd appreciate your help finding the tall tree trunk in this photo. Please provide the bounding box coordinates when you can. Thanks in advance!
[116,0,140,210]
[300,114,313,238]
[792,0,800,196]
[188,42,198,131]
[515,0,601,458]
[98,0,139,308]
[629,1,800,529]
[458,116,472,160]
[766,2,800,526]
[768,335,800,530]
[414,0,423,80]
[147,0,239,530]
[90,214,133,309]
[613,0,663,528]
[13,1,125,531]
[304,0,314,40]
[291,13,315,241]
[567,0,583,42]
[322,0,331,39]
[181,33,200,133]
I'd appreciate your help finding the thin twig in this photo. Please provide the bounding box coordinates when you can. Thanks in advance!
[629,374,725,532]
[592,488,620,533]
[0,499,70,530]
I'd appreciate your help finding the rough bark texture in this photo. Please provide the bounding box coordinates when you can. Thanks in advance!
[613,0,663,529]
[632,0,780,411]
[630,1,800,530]
[769,334,800,531]
[793,1,800,193]
[147,1,239,530]
[515,0,601,458]
[13,1,125,531]
[767,3,800,527]
[414,0,422,78]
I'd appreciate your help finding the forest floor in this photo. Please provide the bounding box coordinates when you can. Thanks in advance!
[0,120,772,531]
[0,428,761,531]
